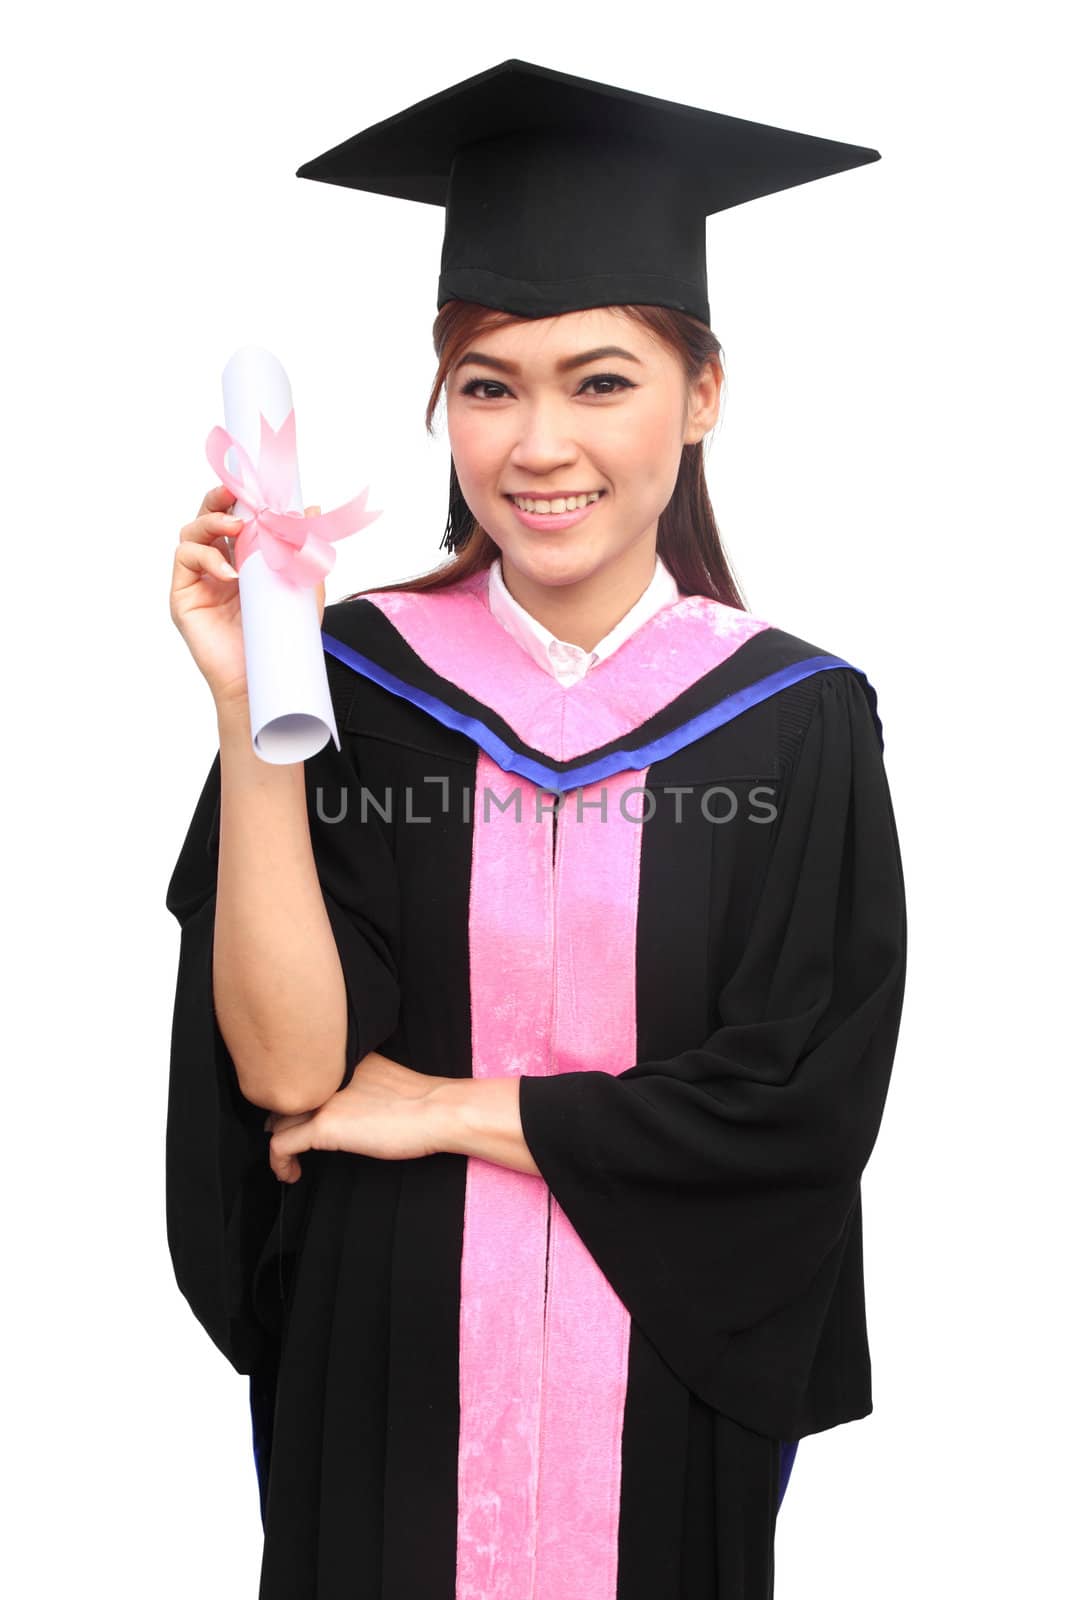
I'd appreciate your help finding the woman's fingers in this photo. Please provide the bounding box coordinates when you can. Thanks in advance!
[270,1147,303,1183]
[186,487,240,555]
[263,1111,313,1132]
[174,505,244,589]
[264,1109,315,1184]
[176,494,325,605]
[179,509,244,547]
[173,533,239,590]
[198,483,237,519]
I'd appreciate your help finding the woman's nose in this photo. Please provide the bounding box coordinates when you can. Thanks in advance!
[509,398,580,458]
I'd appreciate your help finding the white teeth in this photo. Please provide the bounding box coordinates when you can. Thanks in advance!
[512,491,602,514]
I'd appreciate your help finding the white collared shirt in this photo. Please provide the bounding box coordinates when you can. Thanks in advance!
[487,555,680,686]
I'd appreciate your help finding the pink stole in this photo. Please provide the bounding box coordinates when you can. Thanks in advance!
[362,570,772,1598]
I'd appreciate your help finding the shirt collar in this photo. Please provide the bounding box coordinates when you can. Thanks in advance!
[487,554,680,685]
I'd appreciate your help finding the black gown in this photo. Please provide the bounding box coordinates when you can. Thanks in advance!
[164,569,907,1598]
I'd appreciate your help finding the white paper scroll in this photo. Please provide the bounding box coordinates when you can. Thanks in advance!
[221,345,341,764]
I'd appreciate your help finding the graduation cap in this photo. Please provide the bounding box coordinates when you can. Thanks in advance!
[295,58,880,326]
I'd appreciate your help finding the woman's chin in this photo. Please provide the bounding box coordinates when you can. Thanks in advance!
[502,544,596,589]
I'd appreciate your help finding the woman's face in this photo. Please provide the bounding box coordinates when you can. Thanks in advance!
[445,307,721,595]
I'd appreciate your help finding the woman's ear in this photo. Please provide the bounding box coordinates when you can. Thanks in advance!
[685,357,723,444]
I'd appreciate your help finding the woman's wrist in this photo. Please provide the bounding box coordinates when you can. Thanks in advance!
[214,688,251,731]
[425,1076,542,1177]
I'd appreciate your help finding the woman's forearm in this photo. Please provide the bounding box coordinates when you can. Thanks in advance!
[212,694,347,1114]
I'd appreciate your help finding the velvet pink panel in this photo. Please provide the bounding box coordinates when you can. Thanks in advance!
[534,763,649,1598]
[456,752,553,1599]
[458,750,649,1600]
[359,569,774,1595]
[363,568,772,759]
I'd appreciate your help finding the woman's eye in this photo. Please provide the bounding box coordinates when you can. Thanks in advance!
[458,374,634,399]
[458,379,507,399]
[580,375,632,396]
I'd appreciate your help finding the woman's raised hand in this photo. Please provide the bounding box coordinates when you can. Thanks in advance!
[170,484,326,707]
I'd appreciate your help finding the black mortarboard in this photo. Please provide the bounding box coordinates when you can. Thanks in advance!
[295,58,880,327]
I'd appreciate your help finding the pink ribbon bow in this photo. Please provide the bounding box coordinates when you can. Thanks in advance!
[205,408,381,588]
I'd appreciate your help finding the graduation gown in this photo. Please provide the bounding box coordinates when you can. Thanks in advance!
[164,567,907,1599]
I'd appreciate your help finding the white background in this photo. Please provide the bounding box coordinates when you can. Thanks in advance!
[3,2,1081,1594]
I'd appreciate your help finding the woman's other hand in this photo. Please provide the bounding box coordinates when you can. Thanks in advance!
[263,1052,455,1181]
[170,486,326,706]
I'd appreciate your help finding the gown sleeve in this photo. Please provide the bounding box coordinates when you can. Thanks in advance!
[163,715,402,1374]
[517,666,907,1409]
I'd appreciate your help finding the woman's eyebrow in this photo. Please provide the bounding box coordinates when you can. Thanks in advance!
[454,345,644,375]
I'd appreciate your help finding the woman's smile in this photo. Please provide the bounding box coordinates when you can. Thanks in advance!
[505,490,608,532]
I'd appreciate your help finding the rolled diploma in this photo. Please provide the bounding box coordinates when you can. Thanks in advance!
[221,345,340,764]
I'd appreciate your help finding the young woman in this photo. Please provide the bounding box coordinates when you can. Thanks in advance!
[166,63,906,1600]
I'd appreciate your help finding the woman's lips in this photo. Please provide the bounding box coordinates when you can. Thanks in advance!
[506,492,606,531]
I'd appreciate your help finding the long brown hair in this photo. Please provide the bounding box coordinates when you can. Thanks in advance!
[345,300,748,609]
